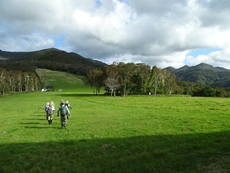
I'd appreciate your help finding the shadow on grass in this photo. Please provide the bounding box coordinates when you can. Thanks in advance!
[23,118,46,121]
[20,115,53,128]
[0,131,229,173]
[24,126,60,129]
[20,122,41,125]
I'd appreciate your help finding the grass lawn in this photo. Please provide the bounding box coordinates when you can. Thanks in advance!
[0,91,230,173]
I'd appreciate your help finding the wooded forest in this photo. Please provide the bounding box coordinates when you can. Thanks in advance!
[0,68,42,95]
[86,62,230,97]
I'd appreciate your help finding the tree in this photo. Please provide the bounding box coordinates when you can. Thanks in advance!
[0,69,7,95]
[149,66,162,95]
[86,69,104,95]
[104,64,120,97]
[23,72,30,92]
[131,63,151,94]
[105,77,120,97]
[17,72,23,92]
[163,69,177,95]
[8,71,16,93]
[115,62,135,96]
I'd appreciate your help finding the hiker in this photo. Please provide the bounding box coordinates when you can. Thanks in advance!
[65,101,71,109]
[65,101,71,119]
[60,99,64,106]
[51,101,55,113]
[47,102,54,124]
[45,102,49,120]
[57,101,69,128]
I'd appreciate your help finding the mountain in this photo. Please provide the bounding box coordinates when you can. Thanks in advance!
[166,63,230,87]
[1,49,229,88]
[0,48,107,75]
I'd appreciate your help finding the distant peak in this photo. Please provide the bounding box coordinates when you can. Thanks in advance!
[40,48,61,52]
[34,48,67,54]
[181,65,189,68]
[193,63,214,70]
[197,63,212,66]
[165,66,176,72]
[177,65,189,71]
[165,66,175,70]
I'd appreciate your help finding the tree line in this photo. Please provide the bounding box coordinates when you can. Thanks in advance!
[86,62,177,96]
[0,68,43,95]
[1,62,229,97]
[86,62,230,97]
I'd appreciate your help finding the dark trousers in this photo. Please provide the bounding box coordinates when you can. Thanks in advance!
[60,115,67,128]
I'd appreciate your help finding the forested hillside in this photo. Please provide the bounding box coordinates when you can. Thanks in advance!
[166,63,230,88]
[0,48,107,75]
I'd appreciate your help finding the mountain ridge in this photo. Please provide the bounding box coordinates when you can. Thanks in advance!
[0,48,107,75]
[0,48,229,88]
[165,63,230,87]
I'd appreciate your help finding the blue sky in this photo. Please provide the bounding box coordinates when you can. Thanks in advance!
[0,0,230,69]
[184,48,223,66]
[187,48,222,57]
[54,36,65,49]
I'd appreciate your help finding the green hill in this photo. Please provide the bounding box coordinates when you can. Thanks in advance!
[36,68,92,93]
[0,48,107,75]
[166,63,230,87]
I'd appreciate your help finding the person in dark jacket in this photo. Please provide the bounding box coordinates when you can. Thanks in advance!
[57,101,69,128]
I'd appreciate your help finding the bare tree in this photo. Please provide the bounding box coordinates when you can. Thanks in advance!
[163,69,177,95]
[105,65,120,97]
[149,66,162,95]
[105,77,120,97]
[23,73,30,92]
[17,73,22,92]
[0,69,6,95]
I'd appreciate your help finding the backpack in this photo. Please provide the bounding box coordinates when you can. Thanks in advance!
[47,106,53,115]
[45,105,49,112]
[60,106,67,116]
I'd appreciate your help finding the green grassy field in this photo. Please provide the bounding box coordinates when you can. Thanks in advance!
[0,69,230,173]
[36,68,92,92]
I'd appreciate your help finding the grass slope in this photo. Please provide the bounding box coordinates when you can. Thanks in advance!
[36,68,92,92]
[0,69,230,173]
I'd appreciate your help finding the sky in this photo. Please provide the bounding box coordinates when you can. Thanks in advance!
[0,0,230,69]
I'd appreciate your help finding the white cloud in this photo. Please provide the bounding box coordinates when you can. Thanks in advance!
[0,0,230,69]
[0,32,55,51]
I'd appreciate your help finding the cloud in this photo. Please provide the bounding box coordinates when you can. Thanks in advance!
[0,0,230,69]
